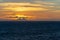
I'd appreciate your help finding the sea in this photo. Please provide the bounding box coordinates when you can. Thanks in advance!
[0,21,60,40]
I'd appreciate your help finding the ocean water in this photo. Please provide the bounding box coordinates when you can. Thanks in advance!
[0,21,60,40]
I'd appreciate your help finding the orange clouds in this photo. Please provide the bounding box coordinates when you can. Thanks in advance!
[0,11,60,21]
[0,3,48,11]
[4,7,48,11]
[0,2,60,21]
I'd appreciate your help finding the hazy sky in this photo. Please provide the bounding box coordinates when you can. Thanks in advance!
[0,0,60,10]
[0,0,60,21]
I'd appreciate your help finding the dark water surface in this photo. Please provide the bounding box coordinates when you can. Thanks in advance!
[0,21,60,40]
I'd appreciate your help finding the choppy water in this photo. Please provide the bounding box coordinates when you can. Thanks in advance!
[0,21,60,40]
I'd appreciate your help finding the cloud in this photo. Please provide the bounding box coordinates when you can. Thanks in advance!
[0,2,42,6]
[0,3,48,11]
[0,0,60,10]
[33,1,55,5]
[32,0,60,10]
[0,0,60,21]
[0,2,49,21]
[0,0,33,2]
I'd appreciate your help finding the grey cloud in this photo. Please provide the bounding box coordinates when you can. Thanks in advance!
[0,0,33,2]
[20,5,41,7]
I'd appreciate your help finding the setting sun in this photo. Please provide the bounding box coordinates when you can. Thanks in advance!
[16,15,27,17]
[14,14,34,21]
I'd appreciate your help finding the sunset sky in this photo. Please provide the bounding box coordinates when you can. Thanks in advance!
[0,0,60,21]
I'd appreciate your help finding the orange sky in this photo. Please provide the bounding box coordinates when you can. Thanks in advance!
[0,3,60,21]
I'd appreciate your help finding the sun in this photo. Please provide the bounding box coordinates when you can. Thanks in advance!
[16,15,27,17]
[15,14,34,21]
[15,15,28,21]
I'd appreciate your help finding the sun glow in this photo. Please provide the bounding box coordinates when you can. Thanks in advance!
[14,14,34,21]
[3,7,47,11]
[16,15,27,17]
